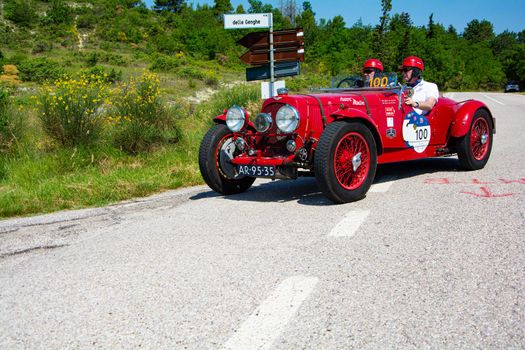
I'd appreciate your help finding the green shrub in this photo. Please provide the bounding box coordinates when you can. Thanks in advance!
[0,87,12,150]
[32,41,52,54]
[82,66,122,83]
[17,57,65,83]
[99,41,116,51]
[4,0,38,28]
[86,51,99,67]
[285,74,332,92]
[196,84,261,122]
[177,66,205,80]
[110,72,180,154]
[203,69,219,87]
[76,13,96,29]
[104,53,127,66]
[37,75,110,147]
[150,54,183,72]
[0,86,26,154]
[42,0,73,25]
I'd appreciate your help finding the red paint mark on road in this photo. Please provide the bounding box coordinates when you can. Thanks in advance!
[424,178,452,184]
[471,178,491,184]
[460,187,515,198]
[425,178,525,185]
[498,178,525,184]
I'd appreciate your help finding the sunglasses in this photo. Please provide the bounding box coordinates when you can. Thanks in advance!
[363,69,374,74]
[401,68,413,73]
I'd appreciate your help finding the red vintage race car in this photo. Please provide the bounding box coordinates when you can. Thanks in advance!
[198,75,495,203]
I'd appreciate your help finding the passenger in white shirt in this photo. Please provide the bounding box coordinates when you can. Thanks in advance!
[399,56,439,115]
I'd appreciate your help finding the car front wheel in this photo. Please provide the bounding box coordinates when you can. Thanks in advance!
[457,109,493,170]
[198,124,255,195]
[315,121,377,203]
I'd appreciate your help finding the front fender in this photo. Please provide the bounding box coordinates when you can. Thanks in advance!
[450,100,495,138]
[329,108,383,155]
[213,114,226,123]
[213,114,257,132]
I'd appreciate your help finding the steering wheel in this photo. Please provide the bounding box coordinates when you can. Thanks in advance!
[337,77,364,88]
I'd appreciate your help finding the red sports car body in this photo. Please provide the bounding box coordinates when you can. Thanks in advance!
[199,84,495,203]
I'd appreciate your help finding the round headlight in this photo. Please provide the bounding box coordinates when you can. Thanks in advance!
[276,104,300,133]
[254,113,272,133]
[226,105,246,132]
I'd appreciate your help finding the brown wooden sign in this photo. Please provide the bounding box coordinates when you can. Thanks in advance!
[237,28,304,50]
[237,28,304,65]
[240,46,304,65]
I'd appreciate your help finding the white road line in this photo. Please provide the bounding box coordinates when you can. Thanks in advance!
[222,275,319,350]
[328,210,370,237]
[369,176,397,193]
[481,94,505,105]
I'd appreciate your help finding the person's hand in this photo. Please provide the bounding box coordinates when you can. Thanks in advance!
[404,97,418,108]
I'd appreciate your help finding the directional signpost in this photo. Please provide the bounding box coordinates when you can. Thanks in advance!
[224,13,304,97]
[246,61,300,82]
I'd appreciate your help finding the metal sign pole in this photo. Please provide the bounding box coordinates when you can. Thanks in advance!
[269,12,274,97]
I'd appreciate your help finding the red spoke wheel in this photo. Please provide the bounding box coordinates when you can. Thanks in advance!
[315,121,377,203]
[457,109,493,170]
[470,117,490,160]
[199,124,255,195]
[334,132,370,190]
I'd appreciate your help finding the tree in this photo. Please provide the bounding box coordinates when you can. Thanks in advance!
[371,0,392,58]
[280,0,297,26]
[518,30,525,44]
[427,13,435,39]
[378,0,392,35]
[44,0,73,25]
[389,12,412,68]
[247,0,272,14]
[491,31,518,55]
[154,0,186,13]
[296,1,317,48]
[213,0,233,17]
[302,1,313,14]
[235,5,245,14]
[447,25,457,38]
[463,19,495,42]
[4,0,37,27]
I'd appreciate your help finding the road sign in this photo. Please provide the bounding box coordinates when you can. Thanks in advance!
[246,61,300,81]
[240,47,304,65]
[226,13,303,97]
[224,14,271,29]
[237,29,304,50]
[238,28,304,65]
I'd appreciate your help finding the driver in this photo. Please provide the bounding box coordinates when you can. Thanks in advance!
[400,56,439,115]
[363,58,384,86]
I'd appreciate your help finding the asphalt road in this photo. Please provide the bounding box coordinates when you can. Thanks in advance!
[1,92,524,349]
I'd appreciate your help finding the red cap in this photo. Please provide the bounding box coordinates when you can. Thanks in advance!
[400,56,424,71]
[363,58,384,72]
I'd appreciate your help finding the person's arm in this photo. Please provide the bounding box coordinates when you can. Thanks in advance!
[404,82,439,111]
[404,96,437,111]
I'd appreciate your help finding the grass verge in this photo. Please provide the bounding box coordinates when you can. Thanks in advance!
[0,83,262,218]
[0,144,201,217]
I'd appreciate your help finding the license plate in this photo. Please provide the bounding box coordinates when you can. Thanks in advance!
[237,165,276,177]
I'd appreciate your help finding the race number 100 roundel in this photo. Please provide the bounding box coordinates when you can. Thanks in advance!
[402,111,431,153]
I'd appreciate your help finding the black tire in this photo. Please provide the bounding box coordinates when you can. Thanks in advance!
[198,124,255,195]
[315,121,377,203]
[457,109,493,170]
